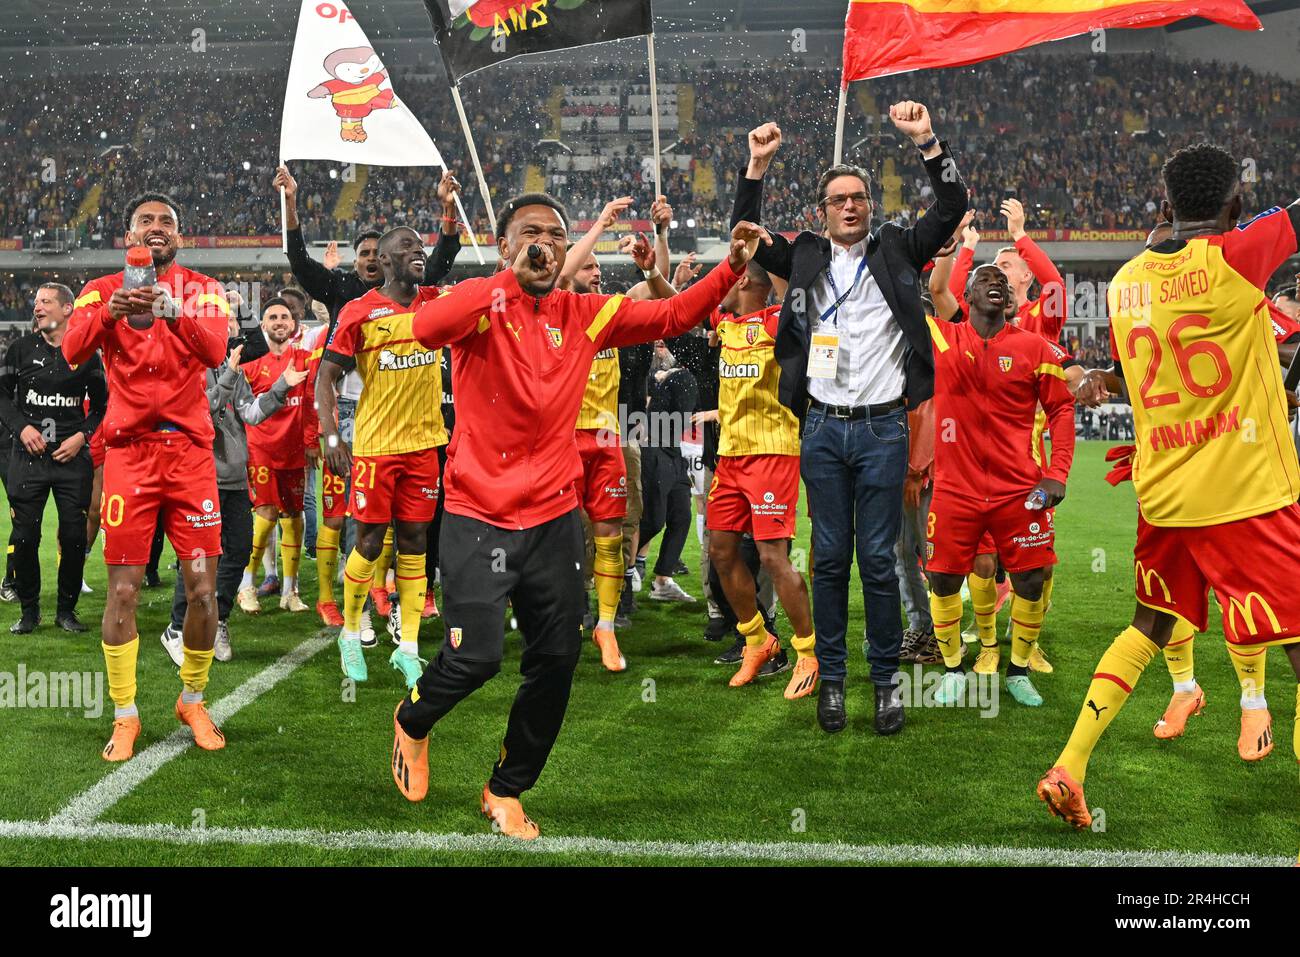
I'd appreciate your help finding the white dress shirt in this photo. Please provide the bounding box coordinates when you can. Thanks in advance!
[806,239,906,407]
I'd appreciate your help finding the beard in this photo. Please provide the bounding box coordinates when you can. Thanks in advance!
[651,349,677,374]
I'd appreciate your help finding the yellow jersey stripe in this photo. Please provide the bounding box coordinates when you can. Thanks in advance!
[585,295,625,342]
[1035,362,1066,380]
[192,292,233,316]
[926,316,950,353]
[75,290,102,309]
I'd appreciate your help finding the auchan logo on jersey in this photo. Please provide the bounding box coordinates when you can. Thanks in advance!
[377,349,438,372]
[1226,592,1281,640]
[1149,405,1241,453]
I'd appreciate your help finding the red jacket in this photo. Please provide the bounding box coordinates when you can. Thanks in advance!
[414,260,743,529]
[64,263,231,449]
[243,346,316,469]
[928,318,1075,501]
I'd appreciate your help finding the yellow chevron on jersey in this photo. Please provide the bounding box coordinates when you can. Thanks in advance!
[576,347,620,432]
[716,307,800,458]
[350,307,448,457]
[1108,233,1300,527]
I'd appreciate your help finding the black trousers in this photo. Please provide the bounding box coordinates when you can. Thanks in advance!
[399,508,584,798]
[0,442,14,583]
[707,533,779,637]
[8,446,93,616]
[170,485,254,627]
[426,444,448,582]
[638,444,692,577]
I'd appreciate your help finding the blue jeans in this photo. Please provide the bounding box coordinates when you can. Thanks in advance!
[303,465,318,551]
[801,404,909,686]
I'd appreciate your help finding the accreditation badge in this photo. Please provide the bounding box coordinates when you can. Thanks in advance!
[808,332,840,379]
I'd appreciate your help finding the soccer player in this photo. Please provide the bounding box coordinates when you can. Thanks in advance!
[63,192,232,761]
[389,192,767,839]
[707,260,818,697]
[0,282,107,633]
[316,227,449,688]
[301,318,347,627]
[1038,145,1300,828]
[236,298,316,614]
[925,265,1076,708]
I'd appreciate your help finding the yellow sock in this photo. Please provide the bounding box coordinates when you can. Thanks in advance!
[790,633,816,660]
[372,528,394,591]
[102,637,139,710]
[316,525,341,605]
[1227,642,1267,704]
[929,591,965,668]
[592,535,623,626]
[180,645,215,695]
[1056,626,1159,781]
[1009,593,1046,668]
[248,513,276,574]
[1161,618,1196,687]
[342,549,377,632]
[967,573,998,649]
[1042,572,1054,609]
[1293,685,1300,763]
[279,516,304,584]
[738,611,767,648]
[395,553,426,646]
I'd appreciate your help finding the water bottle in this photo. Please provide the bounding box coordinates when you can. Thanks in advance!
[1024,487,1048,510]
[123,246,156,330]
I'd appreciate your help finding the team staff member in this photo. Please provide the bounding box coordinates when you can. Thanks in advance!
[925,265,1076,709]
[0,282,107,633]
[733,103,967,736]
[64,192,232,763]
[389,192,768,839]
[317,226,450,689]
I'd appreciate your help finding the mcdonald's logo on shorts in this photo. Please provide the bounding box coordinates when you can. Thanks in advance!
[1134,561,1171,604]
[1226,592,1281,639]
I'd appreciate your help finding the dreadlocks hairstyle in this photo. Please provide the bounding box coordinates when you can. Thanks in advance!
[1161,144,1239,222]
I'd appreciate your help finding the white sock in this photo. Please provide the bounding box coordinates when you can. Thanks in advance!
[114,704,139,719]
[1173,679,1197,694]
[399,639,418,656]
[240,570,253,590]
[597,618,615,630]
[282,575,296,594]
[181,690,203,705]
[1241,693,1268,710]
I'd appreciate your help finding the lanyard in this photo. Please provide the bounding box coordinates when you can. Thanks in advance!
[819,252,869,327]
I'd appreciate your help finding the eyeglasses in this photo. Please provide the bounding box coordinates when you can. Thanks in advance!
[821,192,870,211]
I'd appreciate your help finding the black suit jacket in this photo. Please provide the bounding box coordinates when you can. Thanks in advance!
[730,144,967,415]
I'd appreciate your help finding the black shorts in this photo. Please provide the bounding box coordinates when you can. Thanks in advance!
[438,508,585,663]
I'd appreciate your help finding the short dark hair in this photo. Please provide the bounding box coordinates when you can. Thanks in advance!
[497,192,569,239]
[261,296,293,320]
[745,260,771,289]
[124,192,180,234]
[277,286,307,306]
[37,282,74,307]
[378,225,422,254]
[1162,144,1238,222]
[352,229,382,251]
[817,164,873,206]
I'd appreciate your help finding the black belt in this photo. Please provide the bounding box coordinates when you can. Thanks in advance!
[809,397,904,420]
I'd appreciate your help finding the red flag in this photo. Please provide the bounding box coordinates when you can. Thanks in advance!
[843,0,1261,83]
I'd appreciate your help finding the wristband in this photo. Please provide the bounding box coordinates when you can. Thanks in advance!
[326,434,339,449]
[642,268,659,280]
[914,134,939,152]
[441,216,457,225]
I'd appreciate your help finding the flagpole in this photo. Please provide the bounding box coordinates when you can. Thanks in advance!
[833,83,847,166]
[280,156,289,253]
[443,162,485,266]
[646,33,662,200]
[449,83,498,237]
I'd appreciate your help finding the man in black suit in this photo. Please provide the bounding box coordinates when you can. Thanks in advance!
[731,101,967,735]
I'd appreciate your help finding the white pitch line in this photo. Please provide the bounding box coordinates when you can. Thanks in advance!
[0,819,1290,867]
[48,635,331,827]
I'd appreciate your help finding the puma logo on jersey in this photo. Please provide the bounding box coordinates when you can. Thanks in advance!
[377,349,437,371]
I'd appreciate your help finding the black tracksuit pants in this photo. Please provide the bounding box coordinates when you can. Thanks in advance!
[398,508,584,798]
[639,444,692,578]
[8,446,93,617]
[170,485,254,627]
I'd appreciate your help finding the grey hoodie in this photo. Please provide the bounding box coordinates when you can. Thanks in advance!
[208,363,291,491]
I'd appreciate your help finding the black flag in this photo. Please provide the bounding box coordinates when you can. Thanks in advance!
[424,0,653,82]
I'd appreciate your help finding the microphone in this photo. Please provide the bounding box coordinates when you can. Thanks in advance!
[527,244,545,266]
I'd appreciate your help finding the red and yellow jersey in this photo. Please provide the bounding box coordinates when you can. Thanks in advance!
[576,347,620,433]
[927,317,1076,501]
[325,286,448,457]
[715,305,800,458]
[1107,205,1300,527]
[243,346,313,470]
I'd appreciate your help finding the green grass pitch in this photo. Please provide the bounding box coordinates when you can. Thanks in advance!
[1,441,1297,866]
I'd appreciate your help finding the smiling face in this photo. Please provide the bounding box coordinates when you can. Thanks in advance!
[379,228,427,286]
[126,200,180,270]
[261,304,296,346]
[498,205,569,294]
[32,286,71,333]
[334,54,382,84]
[818,174,872,247]
[968,264,1012,319]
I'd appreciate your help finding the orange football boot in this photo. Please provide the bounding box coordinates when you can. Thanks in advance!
[1037,766,1092,829]
[592,626,627,672]
[784,656,819,700]
[175,695,226,750]
[994,578,1012,613]
[481,785,539,840]
[370,587,392,618]
[422,592,439,619]
[391,704,428,801]
[1238,708,1274,761]
[102,715,141,762]
[1153,686,1206,740]
[729,633,779,687]
[316,600,344,627]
